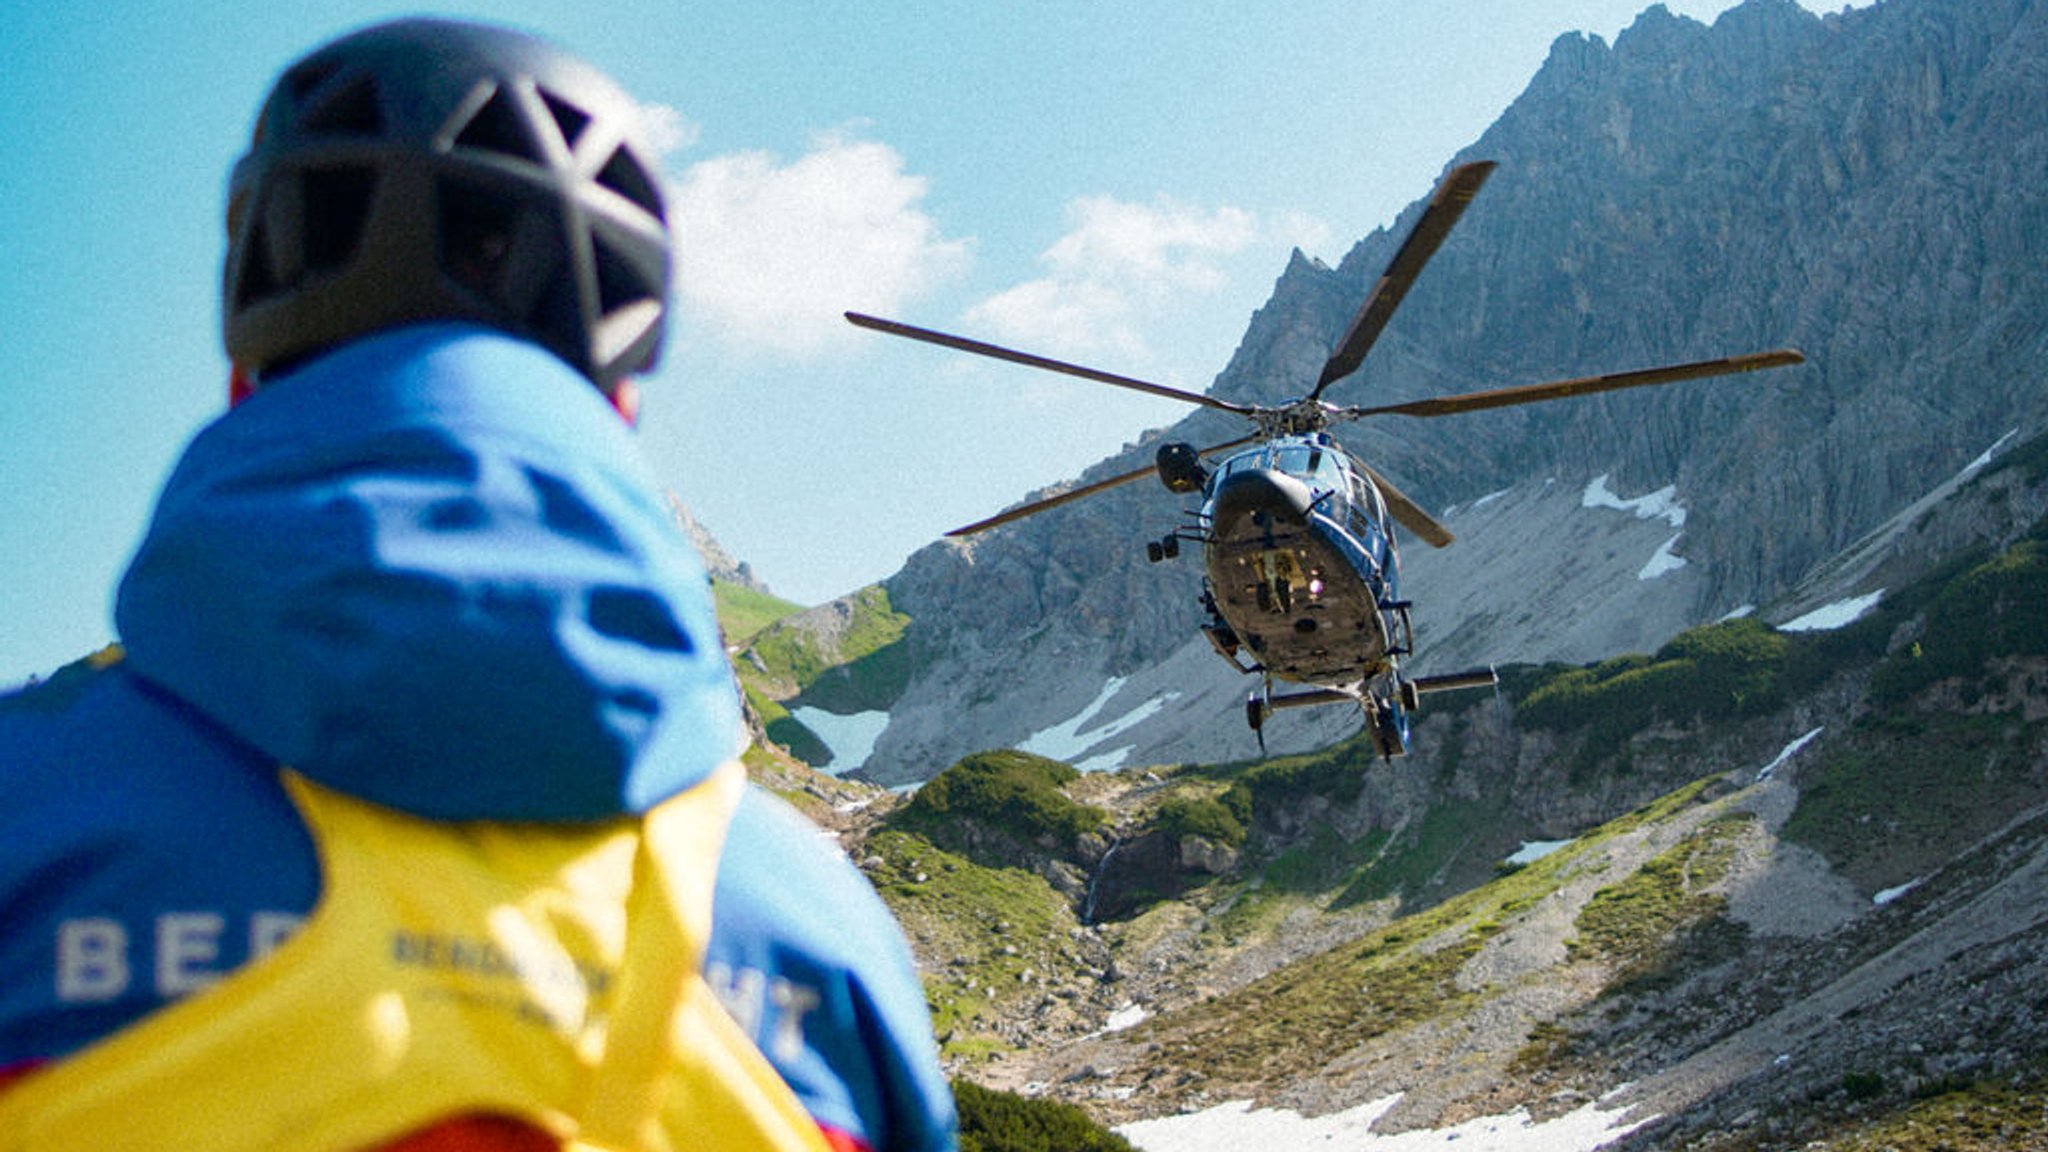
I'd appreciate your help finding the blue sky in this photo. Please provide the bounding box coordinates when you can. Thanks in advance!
[1,1,1862,685]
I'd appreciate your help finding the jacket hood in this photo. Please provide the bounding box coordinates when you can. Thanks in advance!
[116,324,742,821]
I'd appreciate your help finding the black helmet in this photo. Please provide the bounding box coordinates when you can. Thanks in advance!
[224,18,670,394]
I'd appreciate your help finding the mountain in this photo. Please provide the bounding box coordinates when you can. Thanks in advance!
[706,0,2048,1146]
[668,494,771,593]
[834,431,2048,1149]
[749,0,2048,788]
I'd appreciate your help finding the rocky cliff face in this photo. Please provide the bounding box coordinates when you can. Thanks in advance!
[856,436,2048,1148]
[809,0,2048,786]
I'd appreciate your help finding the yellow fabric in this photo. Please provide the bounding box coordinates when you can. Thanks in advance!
[0,765,831,1152]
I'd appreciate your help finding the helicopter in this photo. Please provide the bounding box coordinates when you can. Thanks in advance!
[847,160,1804,757]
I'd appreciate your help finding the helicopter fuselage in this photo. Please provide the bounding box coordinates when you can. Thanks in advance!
[1193,433,1406,692]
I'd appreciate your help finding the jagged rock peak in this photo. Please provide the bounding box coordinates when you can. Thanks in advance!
[1283,247,1331,276]
[1529,0,1820,90]
[1613,2,1708,55]
[1711,0,1826,39]
[666,495,770,593]
[1531,28,1613,90]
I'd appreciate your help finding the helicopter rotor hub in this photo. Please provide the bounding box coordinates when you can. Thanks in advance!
[1256,400,1338,439]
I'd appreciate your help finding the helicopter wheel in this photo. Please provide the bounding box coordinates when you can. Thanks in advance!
[1372,722,1398,759]
[1161,534,1180,560]
[1245,695,1265,732]
[1147,540,1164,563]
[1367,704,1402,759]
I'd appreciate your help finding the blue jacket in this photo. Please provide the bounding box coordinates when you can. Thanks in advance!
[0,324,955,1152]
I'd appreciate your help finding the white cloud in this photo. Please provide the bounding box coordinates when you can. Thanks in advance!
[970,276,1149,362]
[1046,196,1257,290]
[667,131,969,357]
[965,194,1296,364]
[638,103,701,158]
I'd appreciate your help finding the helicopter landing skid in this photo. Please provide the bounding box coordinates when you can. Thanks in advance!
[1246,685,1357,728]
[1246,681,1409,759]
[1244,665,1495,759]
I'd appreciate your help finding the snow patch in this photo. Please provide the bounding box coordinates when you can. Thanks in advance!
[1583,475,1691,579]
[1507,840,1573,866]
[1780,590,1884,633]
[1020,677,1180,772]
[1639,534,1688,580]
[1874,877,1924,906]
[1119,1093,1654,1152]
[1756,726,1824,783]
[789,707,890,776]
[1104,1002,1149,1032]
[1583,474,1686,528]
[1074,746,1139,773]
[1718,604,1756,621]
[1449,487,1514,517]
[1964,428,2020,477]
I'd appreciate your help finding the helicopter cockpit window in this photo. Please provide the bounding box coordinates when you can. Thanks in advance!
[1349,471,1380,512]
[1347,471,1391,563]
[1273,446,1311,474]
[1273,444,1351,504]
[1218,451,1264,480]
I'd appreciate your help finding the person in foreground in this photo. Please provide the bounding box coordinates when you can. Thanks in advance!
[0,18,957,1152]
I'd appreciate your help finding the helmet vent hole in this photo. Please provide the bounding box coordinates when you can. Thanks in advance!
[234,218,280,307]
[592,237,650,316]
[283,59,342,104]
[595,147,663,222]
[538,88,592,151]
[301,75,383,137]
[451,87,542,164]
[437,178,527,298]
[302,167,379,273]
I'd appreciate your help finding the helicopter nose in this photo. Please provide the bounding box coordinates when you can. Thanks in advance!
[1208,468,1316,533]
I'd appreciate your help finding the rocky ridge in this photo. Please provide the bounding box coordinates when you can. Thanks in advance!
[750,425,2048,1150]
[762,0,2048,788]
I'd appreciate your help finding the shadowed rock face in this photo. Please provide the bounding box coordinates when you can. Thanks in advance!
[820,0,2048,786]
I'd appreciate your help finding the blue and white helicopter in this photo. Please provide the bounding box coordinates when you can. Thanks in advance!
[849,161,1802,757]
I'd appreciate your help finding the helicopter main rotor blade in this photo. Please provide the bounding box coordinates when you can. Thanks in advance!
[1356,461,1455,549]
[947,434,1260,537]
[946,466,1158,537]
[1311,160,1496,401]
[1337,348,1806,421]
[847,312,1256,416]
